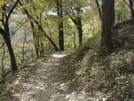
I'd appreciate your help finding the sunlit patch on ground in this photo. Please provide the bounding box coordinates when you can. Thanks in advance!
[51,50,74,58]
[5,50,109,101]
[52,53,67,58]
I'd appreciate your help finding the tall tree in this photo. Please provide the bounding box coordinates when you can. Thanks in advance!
[55,0,64,50]
[101,0,115,50]
[64,0,84,46]
[0,0,19,73]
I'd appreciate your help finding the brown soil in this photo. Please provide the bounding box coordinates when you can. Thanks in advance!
[4,51,109,101]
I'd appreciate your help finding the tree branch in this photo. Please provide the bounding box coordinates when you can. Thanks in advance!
[123,0,131,9]
[0,42,5,49]
[7,0,20,19]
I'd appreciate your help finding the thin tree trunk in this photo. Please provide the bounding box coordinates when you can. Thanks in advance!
[77,16,83,46]
[1,46,5,77]
[22,32,27,62]
[30,21,39,57]
[65,9,83,46]
[73,33,76,49]
[95,0,102,21]
[40,43,45,56]
[76,7,83,46]
[45,34,59,51]
[37,25,59,51]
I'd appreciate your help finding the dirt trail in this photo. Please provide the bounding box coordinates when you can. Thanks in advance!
[5,51,107,101]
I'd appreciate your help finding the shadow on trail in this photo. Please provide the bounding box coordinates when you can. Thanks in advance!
[6,50,90,101]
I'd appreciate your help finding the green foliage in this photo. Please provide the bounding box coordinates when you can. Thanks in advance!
[1,0,134,100]
[115,0,130,23]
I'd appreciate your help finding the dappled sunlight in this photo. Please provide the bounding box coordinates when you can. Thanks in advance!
[51,50,74,58]
[5,51,111,101]
[52,53,67,58]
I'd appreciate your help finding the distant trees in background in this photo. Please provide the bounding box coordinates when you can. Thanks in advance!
[64,0,84,46]
[19,0,59,56]
[0,0,134,77]
[124,0,134,18]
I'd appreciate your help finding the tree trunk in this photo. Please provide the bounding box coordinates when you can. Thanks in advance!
[77,16,83,46]
[30,21,39,57]
[0,0,19,74]
[75,7,83,46]
[101,0,115,49]
[59,23,64,50]
[40,43,45,55]
[1,46,5,77]
[67,6,83,46]
[73,33,76,49]
[5,36,18,73]
[129,0,134,18]
[38,25,59,51]
[22,32,27,62]
[56,0,64,50]
[0,28,18,73]
[45,34,59,51]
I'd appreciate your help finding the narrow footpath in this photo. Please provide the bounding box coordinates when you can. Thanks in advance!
[5,51,107,101]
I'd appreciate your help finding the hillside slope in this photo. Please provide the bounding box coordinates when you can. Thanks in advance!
[61,19,134,101]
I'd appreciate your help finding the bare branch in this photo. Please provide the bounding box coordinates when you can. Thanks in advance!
[123,0,131,9]
[0,42,5,49]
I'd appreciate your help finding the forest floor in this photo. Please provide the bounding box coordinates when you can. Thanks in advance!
[3,51,108,101]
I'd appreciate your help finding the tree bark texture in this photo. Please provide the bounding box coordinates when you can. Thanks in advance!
[56,0,64,50]
[0,28,18,73]
[101,0,115,48]
[77,10,83,46]
[129,0,134,18]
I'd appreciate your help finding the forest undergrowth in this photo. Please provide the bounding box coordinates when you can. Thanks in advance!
[60,23,134,101]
